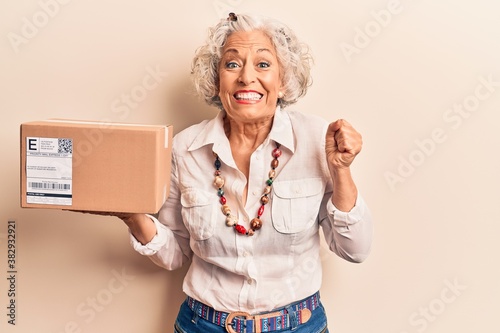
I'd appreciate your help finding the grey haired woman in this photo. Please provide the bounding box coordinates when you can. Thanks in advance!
[118,13,372,333]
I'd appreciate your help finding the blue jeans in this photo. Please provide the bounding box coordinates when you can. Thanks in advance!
[173,298,329,333]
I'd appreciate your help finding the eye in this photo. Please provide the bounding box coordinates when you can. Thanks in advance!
[257,62,271,69]
[225,61,239,69]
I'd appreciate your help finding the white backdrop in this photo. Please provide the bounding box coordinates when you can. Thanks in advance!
[1,1,499,332]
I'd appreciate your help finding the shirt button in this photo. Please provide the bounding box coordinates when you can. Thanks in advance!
[243,251,249,257]
[252,191,258,196]
[247,278,253,284]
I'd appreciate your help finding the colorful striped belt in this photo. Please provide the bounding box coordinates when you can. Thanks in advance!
[186,292,320,333]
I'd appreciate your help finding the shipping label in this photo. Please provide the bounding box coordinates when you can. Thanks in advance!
[26,137,73,205]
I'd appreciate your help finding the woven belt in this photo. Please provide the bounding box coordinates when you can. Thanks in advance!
[186,292,320,333]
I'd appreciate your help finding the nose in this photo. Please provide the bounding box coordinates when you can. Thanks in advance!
[238,63,256,85]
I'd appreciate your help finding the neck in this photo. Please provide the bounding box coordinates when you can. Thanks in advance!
[224,114,274,151]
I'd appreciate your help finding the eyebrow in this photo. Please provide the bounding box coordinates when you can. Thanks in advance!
[222,48,275,56]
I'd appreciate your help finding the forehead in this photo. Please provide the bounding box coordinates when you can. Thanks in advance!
[223,30,276,54]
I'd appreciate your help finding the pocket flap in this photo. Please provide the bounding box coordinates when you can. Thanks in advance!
[180,188,212,207]
[273,178,324,199]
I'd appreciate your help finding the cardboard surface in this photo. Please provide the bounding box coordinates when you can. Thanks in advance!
[20,120,172,214]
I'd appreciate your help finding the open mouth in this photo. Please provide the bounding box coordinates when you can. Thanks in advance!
[234,91,263,101]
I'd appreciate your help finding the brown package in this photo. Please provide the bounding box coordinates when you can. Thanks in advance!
[20,119,172,214]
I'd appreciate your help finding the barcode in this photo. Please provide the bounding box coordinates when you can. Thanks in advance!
[28,182,71,190]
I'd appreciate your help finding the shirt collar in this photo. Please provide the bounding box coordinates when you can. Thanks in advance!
[187,106,295,154]
[267,106,295,153]
[187,110,228,153]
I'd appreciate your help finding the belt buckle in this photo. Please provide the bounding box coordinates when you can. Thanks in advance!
[225,311,253,333]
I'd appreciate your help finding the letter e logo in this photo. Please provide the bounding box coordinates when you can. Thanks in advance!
[28,138,38,151]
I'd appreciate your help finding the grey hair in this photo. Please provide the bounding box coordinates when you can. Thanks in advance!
[191,13,313,109]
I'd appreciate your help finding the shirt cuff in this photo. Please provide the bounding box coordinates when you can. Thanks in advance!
[327,194,365,229]
[129,214,168,256]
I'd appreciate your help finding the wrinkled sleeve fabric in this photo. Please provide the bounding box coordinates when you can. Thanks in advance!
[129,215,169,256]
[320,194,373,263]
[128,151,192,270]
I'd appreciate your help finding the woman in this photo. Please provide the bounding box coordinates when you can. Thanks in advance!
[120,13,372,333]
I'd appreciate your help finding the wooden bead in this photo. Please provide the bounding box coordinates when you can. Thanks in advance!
[268,170,276,179]
[271,159,279,169]
[226,215,237,226]
[221,204,231,215]
[250,217,262,230]
[214,176,225,188]
[260,195,269,205]
[263,186,272,195]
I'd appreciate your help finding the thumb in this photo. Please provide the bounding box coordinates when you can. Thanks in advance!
[326,120,340,152]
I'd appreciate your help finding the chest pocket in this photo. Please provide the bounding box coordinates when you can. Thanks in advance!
[180,188,217,241]
[271,178,326,234]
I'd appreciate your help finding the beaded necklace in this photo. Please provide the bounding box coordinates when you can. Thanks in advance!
[213,143,282,236]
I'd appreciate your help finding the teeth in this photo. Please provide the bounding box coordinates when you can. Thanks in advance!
[235,92,262,100]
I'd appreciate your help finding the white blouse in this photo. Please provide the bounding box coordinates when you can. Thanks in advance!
[130,108,373,313]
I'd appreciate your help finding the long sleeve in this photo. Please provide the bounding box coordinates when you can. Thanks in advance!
[320,194,373,263]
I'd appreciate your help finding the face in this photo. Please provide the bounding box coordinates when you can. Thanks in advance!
[218,30,282,123]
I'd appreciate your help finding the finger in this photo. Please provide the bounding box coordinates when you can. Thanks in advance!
[334,134,356,154]
[334,135,348,153]
[326,123,338,149]
[326,119,347,147]
[333,124,350,151]
[328,119,344,133]
[336,129,362,153]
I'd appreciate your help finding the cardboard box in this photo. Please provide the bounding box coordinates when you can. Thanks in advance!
[20,119,172,214]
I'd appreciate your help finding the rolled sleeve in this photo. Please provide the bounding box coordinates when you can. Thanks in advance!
[129,214,168,256]
[327,196,364,231]
[322,194,373,263]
